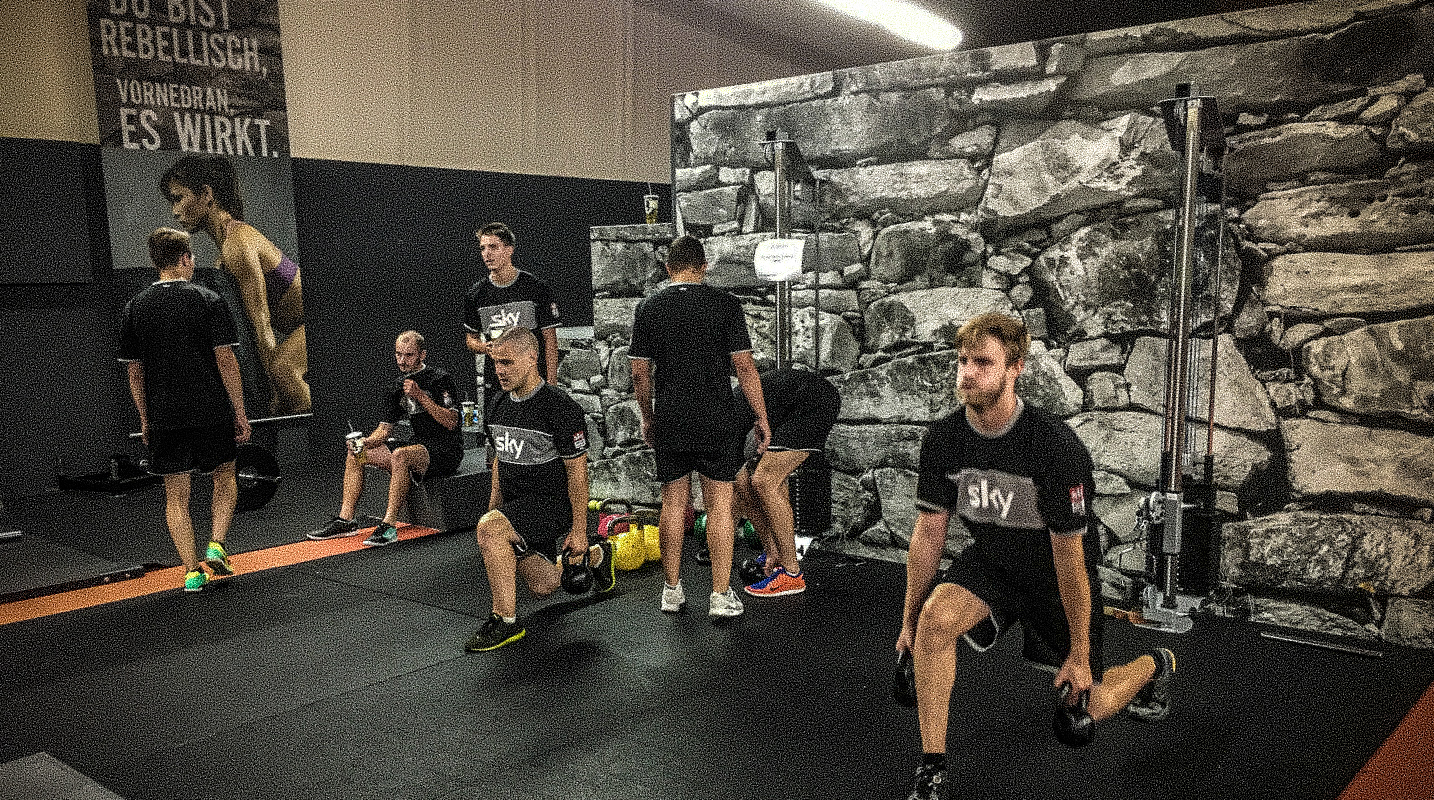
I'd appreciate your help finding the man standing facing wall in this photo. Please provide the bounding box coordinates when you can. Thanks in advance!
[119,227,251,592]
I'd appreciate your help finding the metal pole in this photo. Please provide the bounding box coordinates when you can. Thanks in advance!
[773,138,793,369]
[1159,96,1205,603]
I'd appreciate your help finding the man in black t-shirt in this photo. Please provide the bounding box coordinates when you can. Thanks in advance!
[896,313,1176,800]
[465,327,613,652]
[307,330,463,547]
[119,227,251,593]
[629,235,770,620]
[462,222,561,413]
[730,367,841,598]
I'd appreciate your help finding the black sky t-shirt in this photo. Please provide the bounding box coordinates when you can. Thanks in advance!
[384,365,463,452]
[118,279,239,430]
[485,382,588,507]
[629,282,752,451]
[462,270,561,401]
[915,403,1098,586]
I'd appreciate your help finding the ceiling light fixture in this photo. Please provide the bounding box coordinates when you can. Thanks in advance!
[814,0,963,50]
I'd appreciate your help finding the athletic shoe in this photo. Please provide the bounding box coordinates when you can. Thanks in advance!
[465,614,526,652]
[906,762,948,800]
[1127,647,1177,722]
[744,568,805,598]
[660,581,686,613]
[362,522,399,547]
[709,588,744,618]
[183,569,208,592]
[591,540,617,593]
[204,541,235,576]
[308,516,362,540]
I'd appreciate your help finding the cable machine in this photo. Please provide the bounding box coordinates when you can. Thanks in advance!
[1132,86,1229,634]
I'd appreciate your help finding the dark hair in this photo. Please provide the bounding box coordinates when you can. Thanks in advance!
[148,227,192,269]
[477,222,515,247]
[160,155,244,219]
[667,235,706,270]
[954,312,1030,366]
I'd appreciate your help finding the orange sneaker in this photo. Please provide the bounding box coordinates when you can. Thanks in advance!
[744,568,806,597]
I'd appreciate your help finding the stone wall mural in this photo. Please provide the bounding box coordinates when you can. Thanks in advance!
[564,0,1434,648]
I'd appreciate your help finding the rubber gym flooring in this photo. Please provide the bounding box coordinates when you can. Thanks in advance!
[1,463,1431,800]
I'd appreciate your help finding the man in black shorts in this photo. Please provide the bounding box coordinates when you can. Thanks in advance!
[896,313,1176,800]
[462,221,562,413]
[307,330,463,546]
[629,235,770,619]
[731,366,840,598]
[465,327,614,652]
[119,227,251,592]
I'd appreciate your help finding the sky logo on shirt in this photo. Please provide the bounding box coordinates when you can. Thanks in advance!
[967,478,1015,519]
[488,308,522,334]
[494,430,526,460]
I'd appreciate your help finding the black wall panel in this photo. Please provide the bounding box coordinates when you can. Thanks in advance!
[0,136,661,501]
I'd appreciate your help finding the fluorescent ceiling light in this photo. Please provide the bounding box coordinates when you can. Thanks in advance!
[815,0,964,50]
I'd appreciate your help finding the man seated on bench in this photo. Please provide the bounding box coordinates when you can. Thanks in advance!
[308,330,463,546]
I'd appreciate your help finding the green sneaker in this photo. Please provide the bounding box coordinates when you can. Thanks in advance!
[183,569,208,592]
[204,541,235,576]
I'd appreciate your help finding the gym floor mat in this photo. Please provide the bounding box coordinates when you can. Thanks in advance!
[1,541,1430,800]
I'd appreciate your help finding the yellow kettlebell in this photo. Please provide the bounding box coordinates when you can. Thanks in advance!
[643,522,662,562]
[613,519,646,571]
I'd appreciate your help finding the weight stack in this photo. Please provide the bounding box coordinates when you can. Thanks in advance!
[788,453,831,537]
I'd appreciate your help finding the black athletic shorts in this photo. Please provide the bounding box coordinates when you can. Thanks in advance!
[769,391,840,453]
[655,437,745,484]
[148,423,237,476]
[499,495,570,561]
[942,547,1105,679]
[418,442,463,481]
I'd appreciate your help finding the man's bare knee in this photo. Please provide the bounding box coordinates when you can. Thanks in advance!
[918,584,988,643]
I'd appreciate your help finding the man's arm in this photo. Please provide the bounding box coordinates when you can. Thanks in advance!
[214,346,251,443]
[630,357,654,448]
[1050,532,1094,696]
[366,421,394,448]
[898,509,949,651]
[126,361,150,444]
[487,457,502,512]
[731,351,770,453]
[465,332,491,356]
[542,327,559,385]
[560,454,590,553]
[408,382,460,430]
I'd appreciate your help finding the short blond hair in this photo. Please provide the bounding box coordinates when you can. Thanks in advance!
[953,313,1029,366]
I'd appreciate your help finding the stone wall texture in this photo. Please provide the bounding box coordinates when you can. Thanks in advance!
[570,1,1434,647]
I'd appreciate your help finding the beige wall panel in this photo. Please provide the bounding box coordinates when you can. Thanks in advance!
[0,0,99,143]
[280,0,415,163]
[396,0,531,172]
[0,0,819,181]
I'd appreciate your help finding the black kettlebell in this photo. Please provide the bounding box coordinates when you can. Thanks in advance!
[893,650,917,708]
[1053,682,1095,748]
[560,546,593,594]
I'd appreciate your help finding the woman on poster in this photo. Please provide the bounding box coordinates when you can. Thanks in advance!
[160,155,311,414]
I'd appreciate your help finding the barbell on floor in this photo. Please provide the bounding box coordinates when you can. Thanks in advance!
[126,414,308,512]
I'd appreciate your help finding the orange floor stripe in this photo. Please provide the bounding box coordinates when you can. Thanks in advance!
[0,524,441,627]
[1339,679,1434,800]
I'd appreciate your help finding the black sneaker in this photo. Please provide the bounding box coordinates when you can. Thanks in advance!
[906,762,947,800]
[465,614,526,652]
[1127,647,1176,722]
[307,516,362,540]
[591,540,617,593]
[362,522,399,547]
